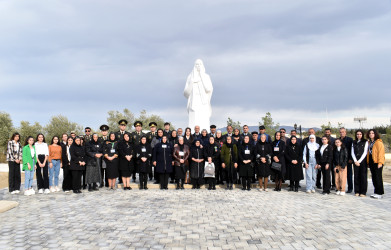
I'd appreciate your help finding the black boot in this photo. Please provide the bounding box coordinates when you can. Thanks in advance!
[289,186,294,191]
[294,187,298,192]
[176,181,180,190]
[88,184,93,192]
[93,183,99,191]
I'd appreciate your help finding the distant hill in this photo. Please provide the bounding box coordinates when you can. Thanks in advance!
[217,125,321,133]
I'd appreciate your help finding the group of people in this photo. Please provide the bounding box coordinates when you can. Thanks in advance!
[6,120,386,199]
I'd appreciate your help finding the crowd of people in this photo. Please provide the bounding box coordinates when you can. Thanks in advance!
[6,120,386,199]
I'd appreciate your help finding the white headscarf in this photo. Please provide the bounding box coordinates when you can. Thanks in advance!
[307,135,319,151]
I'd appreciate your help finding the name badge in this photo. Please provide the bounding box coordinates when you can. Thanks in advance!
[274,147,279,152]
[141,148,146,152]
[110,149,115,153]
[162,145,167,148]
[96,145,99,148]
[179,151,184,156]
[245,150,250,155]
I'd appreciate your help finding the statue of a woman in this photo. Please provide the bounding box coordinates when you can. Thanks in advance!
[184,59,213,131]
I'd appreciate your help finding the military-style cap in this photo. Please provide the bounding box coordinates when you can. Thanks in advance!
[210,125,216,129]
[259,125,266,130]
[251,131,259,135]
[134,121,143,127]
[118,119,128,126]
[70,131,76,134]
[100,124,109,131]
[149,122,157,127]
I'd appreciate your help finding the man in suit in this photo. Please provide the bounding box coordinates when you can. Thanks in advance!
[222,125,233,143]
[193,125,202,140]
[146,122,157,180]
[130,121,145,182]
[209,125,217,137]
[99,124,110,188]
[257,125,271,143]
[241,125,253,143]
[163,122,172,140]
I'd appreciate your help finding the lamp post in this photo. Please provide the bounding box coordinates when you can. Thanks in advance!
[294,123,302,139]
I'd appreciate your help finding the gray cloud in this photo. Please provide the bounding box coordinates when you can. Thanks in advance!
[1,0,391,129]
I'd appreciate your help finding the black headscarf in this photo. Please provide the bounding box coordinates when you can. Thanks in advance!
[108,132,117,143]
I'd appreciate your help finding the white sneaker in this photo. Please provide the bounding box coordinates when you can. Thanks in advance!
[15,190,20,194]
[370,194,376,198]
[306,190,311,193]
[10,191,16,194]
[38,189,44,194]
[311,189,316,193]
[50,187,55,192]
[65,190,70,193]
[371,194,383,199]
[24,190,31,196]
[336,191,341,195]
[56,186,60,192]
[264,188,268,192]
[30,189,35,195]
[340,192,346,196]
[44,189,50,194]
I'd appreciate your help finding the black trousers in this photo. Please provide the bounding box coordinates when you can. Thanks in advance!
[72,170,82,191]
[369,162,384,195]
[139,172,148,188]
[354,162,368,195]
[292,181,300,189]
[62,165,72,191]
[36,155,49,190]
[316,170,322,187]
[206,177,216,188]
[160,173,169,189]
[216,166,224,184]
[347,163,353,191]
[132,168,137,181]
[8,161,21,192]
[149,172,153,180]
[154,167,160,183]
[321,164,331,194]
[242,176,251,189]
[225,167,236,185]
[192,178,202,187]
[331,165,336,188]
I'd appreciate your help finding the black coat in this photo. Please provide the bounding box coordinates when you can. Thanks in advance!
[333,147,348,169]
[315,145,333,165]
[254,142,272,177]
[238,143,255,177]
[152,142,173,173]
[61,144,70,167]
[183,135,194,148]
[135,143,152,173]
[190,146,204,179]
[86,140,103,166]
[340,136,353,161]
[271,140,286,179]
[285,143,304,181]
[69,144,86,171]
[203,143,220,163]
[118,140,135,172]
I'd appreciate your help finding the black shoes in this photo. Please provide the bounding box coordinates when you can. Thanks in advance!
[294,187,298,192]
[347,190,353,193]
[289,187,294,192]
[88,185,93,192]
[73,190,82,194]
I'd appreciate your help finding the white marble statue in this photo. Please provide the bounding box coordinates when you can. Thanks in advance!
[184,59,213,131]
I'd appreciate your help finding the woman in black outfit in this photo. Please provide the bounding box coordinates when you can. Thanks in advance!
[104,132,119,190]
[200,129,210,147]
[232,128,241,145]
[214,130,224,184]
[204,136,220,190]
[69,137,86,194]
[135,136,152,190]
[315,136,333,195]
[173,136,190,189]
[285,136,303,192]
[118,133,134,190]
[152,135,173,190]
[238,136,255,191]
[254,134,272,191]
[169,130,179,184]
[352,130,368,197]
[61,137,73,192]
[85,134,103,191]
[271,131,286,191]
[183,127,194,148]
[190,139,204,189]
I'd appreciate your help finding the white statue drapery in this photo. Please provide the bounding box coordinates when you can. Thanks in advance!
[183,59,213,131]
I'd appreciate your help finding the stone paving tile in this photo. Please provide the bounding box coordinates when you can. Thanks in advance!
[0,180,390,249]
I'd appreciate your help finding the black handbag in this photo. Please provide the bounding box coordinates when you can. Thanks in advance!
[271,162,281,172]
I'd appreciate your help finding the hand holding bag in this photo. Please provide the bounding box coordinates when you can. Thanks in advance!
[271,162,282,172]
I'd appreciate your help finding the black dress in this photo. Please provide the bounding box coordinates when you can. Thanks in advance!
[254,142,272,178]
[135,143,152,174]
[285,143,304,181]
[118,140,135,177]
[103,141,119,179]
[190,146,204,180]
[238,143,255,177]
[271,140,286,180]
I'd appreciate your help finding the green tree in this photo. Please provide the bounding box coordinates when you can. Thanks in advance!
[0,111,14,155]
[137,110,168,130]
[44,115,83,140]
[106,108,135,132]
[19,121,43,145]
[259,112,279,137]
[226,117,242,132]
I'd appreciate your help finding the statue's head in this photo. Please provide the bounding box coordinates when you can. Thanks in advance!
[194,59,204,73]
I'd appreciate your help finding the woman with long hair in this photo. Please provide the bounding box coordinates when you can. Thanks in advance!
[35,133,50,194]
[22,136,37,196]
[62,137,73,192]
[366,129,385,199]
[69,137,86,194]
[7,132,22,194]
[352,130,368,197]
[48,136,62,192]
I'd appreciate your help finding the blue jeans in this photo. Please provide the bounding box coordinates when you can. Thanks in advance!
[49,160,61,187]
[24,170,34,189]
[306,157,317,191]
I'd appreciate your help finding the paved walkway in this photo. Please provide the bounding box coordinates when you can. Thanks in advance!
[0,180,390,249]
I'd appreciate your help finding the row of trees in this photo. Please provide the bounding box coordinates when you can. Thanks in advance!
[0,110,170,162]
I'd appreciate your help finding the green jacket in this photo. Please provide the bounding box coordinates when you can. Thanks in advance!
[220,144,238,166]
[22,145,37,171]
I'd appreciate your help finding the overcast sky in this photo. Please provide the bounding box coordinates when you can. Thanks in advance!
[1,0,391,131]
